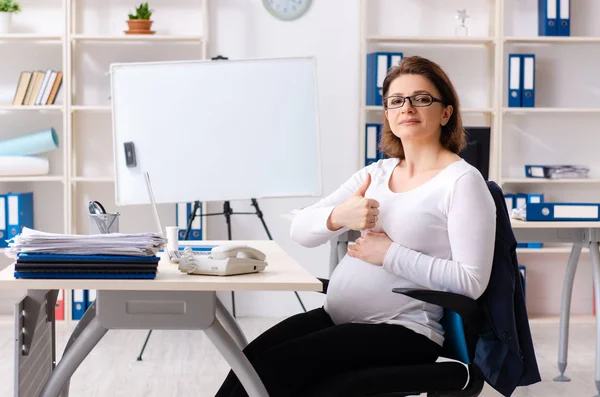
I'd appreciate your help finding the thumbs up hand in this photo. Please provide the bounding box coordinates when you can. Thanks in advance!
[327,173,380,231]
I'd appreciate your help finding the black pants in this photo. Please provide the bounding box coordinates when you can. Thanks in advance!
[215,307,441,397]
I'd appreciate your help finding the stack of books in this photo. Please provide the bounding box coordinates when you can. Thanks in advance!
[6,227,166,279]
[12,70,63,106]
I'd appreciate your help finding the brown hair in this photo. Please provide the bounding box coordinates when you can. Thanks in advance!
[379,56,466,159]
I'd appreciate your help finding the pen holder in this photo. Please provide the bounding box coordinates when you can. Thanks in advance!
[89,213,120,234]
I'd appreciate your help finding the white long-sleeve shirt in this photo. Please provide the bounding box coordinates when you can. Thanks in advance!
[290,158,496,346]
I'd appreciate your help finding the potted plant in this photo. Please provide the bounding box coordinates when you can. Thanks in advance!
[0,0,21,34]
[126,2,154,35]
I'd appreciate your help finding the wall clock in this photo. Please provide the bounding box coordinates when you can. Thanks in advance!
[262,0,313,21]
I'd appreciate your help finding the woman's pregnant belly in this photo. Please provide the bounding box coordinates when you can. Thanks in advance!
[324,255,440,326]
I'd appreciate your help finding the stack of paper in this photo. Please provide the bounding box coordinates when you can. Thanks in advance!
[6,227,166,258]
[6,228,167,279]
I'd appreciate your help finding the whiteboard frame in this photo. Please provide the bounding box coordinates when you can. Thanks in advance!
[109,56,323,206]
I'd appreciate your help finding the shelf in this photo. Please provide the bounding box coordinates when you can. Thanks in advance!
[0,105,64,112]
[364,106,494,114]
[505,36,600,44]
[0,176,64,182]
[503,107,600,114]
[516,244,589,254]
[366,36,495,45]
[71,177,114,183]
[0,34,63,42]
[71,34,204,42]
[502,178,600,184]
[71,105,111,112]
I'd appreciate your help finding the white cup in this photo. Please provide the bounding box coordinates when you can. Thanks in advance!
[166,226,179,251]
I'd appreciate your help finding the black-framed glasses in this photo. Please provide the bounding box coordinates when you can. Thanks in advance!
[383,94,445,109]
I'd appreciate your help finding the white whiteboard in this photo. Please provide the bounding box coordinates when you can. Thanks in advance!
[110,57,322,205]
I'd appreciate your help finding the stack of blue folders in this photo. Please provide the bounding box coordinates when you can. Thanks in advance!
[6,227,166,280]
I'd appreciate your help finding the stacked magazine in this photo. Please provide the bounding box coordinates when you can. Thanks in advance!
[6,228,167,279]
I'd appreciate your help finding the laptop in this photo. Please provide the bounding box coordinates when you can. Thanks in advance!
[143,172,214,263]
[143,172,267,276]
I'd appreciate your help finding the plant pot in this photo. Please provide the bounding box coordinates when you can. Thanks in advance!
[0,12,12,34]
[125,19,154,34]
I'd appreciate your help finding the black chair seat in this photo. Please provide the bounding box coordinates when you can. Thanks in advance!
[306,361,474,397]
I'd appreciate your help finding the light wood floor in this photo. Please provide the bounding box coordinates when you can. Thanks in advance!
[0,316,597,397]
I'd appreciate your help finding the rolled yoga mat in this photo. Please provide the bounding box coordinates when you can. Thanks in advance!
[0,127,58,156]
[0,156,50,176]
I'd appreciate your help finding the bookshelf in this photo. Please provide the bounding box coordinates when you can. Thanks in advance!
[0,0,210,321]
[359,0,600,315]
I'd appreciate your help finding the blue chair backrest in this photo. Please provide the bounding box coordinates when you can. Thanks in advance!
[441,309,470,364]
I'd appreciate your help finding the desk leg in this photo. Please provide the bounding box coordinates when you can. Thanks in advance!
[216,296,248,349]
[554,244,582,382]
[205,317,269,397]
[590,242,600,397]
[57,301,97,397]
[39,317,108,397]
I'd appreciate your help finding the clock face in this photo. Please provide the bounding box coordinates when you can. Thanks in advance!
[262,0,312,21]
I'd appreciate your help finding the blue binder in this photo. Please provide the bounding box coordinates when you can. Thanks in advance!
[6,192,33,240]
[366,52,390,106]
[526,193,544,205]
[0,194,6,248]
[527,202,600,221]
[517,242,543,248]
[365,123,383,165]
[72,289,87,320]
[521,54,535,107]
[388,52,403,69]
[538,0,558,36]
[525,165,547,178]
[515,194,527,210]
[508,54,522,107]
[558,0,570,36]
[87,290,96,309]
[176,202,202,240]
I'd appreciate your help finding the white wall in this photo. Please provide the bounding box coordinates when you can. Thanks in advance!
[205,0,360,317]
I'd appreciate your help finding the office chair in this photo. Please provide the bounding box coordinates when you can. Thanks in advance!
[303,181,513,397]
[305,279,485,397]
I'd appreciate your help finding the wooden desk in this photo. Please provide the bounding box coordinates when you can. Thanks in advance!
[0,240,321,397]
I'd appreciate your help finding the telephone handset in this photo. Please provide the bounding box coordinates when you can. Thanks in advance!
[210,245,267,261]
[178,244,268,276]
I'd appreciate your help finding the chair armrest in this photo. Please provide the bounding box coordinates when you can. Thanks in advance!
[392,288,480,325]
[317,278,329,294]
[394,288,483,364]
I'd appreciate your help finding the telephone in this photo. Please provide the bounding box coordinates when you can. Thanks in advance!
[178,244,268,276]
